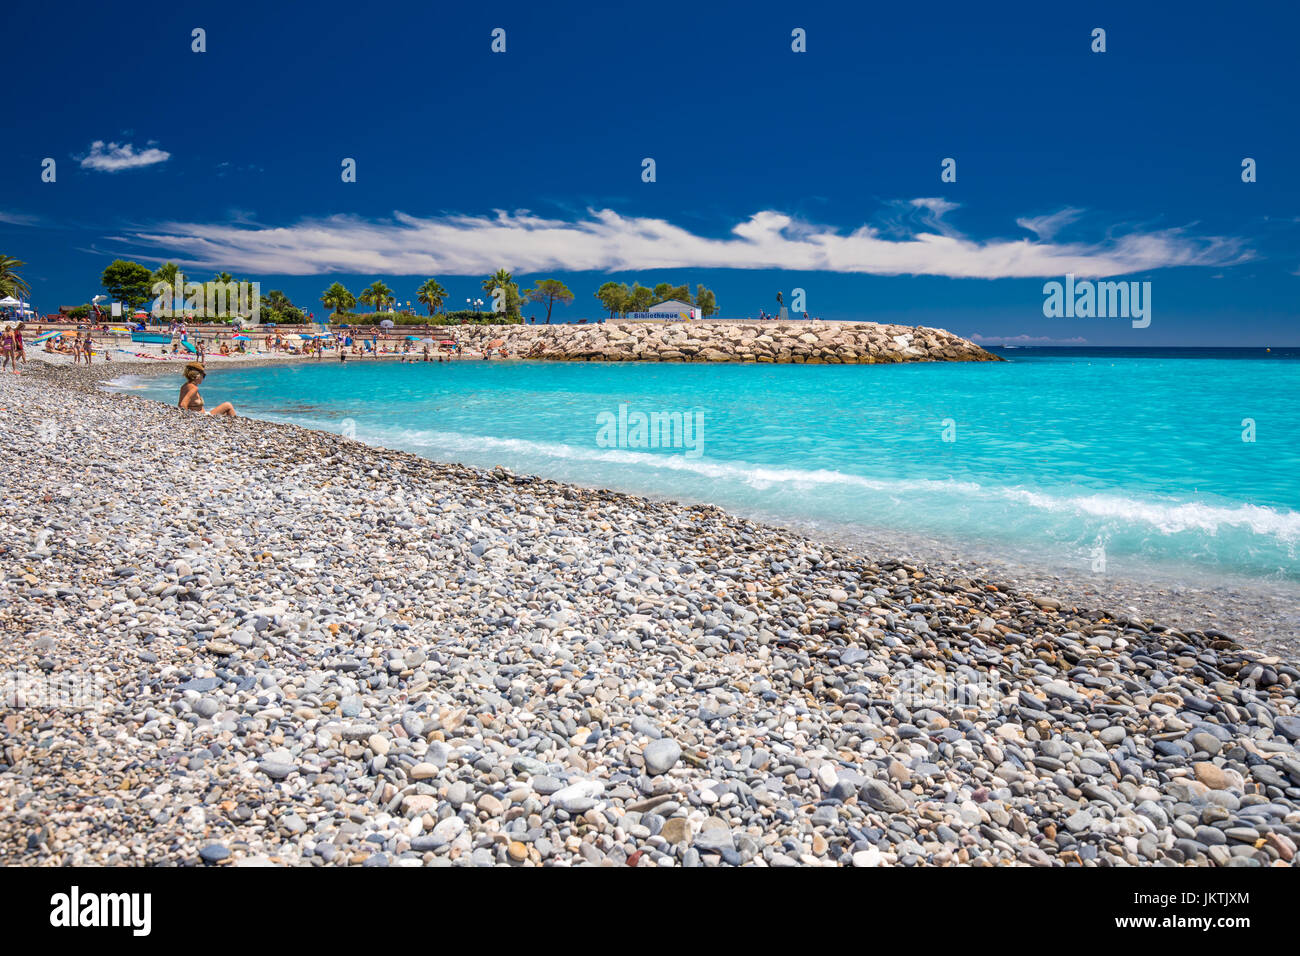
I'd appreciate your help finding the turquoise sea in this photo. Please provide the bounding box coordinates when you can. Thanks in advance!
[115,348,1300,587]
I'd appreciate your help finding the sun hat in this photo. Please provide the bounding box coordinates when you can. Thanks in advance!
[184,361,206,376]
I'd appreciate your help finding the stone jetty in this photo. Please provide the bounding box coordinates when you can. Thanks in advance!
[450,321,1001,363]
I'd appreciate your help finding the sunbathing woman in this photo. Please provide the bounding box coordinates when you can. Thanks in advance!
[178,363,236,417]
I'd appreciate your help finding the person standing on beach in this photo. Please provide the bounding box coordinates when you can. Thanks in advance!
[0,326,14,374]
[82,332,94,365]
[13,323,26,366]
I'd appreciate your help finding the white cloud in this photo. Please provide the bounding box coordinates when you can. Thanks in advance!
[1017,208,1084,240]
[0,210,39,226]
[79,141,171,172]
[118,205,1250,279]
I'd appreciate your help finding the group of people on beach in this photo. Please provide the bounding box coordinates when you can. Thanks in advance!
[1,323,26,373]
[755,311,816,321]
[43,329,101,364]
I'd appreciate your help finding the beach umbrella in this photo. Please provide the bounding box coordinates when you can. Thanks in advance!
[405,335,419,341]
[231,334,250,341]
[33,329,65,344]
[285,333,303,341]
[380,319,395,328]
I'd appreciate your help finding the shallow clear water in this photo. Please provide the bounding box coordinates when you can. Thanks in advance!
[115,348,1300,585]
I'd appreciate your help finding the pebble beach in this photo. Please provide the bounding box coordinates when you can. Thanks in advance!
[2,361,1298,868]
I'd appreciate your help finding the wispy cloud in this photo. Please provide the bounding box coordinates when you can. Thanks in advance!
[0,210,40,226]
[873,198,963,239]
[1017,208,1085,241]
[78,140,171,173]
[117,205,1251,279]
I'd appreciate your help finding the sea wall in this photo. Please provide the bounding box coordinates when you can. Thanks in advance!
[450,321,1001,363]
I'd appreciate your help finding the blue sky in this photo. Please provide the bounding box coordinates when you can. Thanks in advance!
[3,0,1298,344]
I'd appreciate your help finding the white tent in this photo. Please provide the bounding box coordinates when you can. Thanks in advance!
[0,295,36,318]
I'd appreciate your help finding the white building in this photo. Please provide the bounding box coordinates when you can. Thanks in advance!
[625,299,698,321]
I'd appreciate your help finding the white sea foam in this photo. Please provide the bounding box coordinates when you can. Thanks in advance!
[378,426,1300,547]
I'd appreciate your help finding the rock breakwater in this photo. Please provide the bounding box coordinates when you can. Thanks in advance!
[452,321,1001,363]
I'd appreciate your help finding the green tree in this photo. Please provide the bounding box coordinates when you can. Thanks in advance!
[663,284,692,305]
[694,284,718,318]
[0,255,31,299]
[482,269,523,320]
[359,280,394,313]
[417,278,448,315]
[263,289,305,324]
[523,279,575,324]
[320,282,356,318]
[652,283,673,303]
[626,282,654,313]
[152,261,179,288]
[101,259,155,309]
[594,281,630,318]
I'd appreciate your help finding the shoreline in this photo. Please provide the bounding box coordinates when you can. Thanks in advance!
[2,364,1298,867]
[87,357,1300,660]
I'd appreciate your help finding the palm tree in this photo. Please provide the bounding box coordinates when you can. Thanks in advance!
[152,261,180,288]
[214,271,234,285]
[320,282,356,319]
[416,278,447,315]
[359,280,394,314]
[0,255,31,299]
[482,268,518,319]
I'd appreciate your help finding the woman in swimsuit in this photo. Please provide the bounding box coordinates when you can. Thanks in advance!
[179,363,236,417]
[0,326,13,373]
[12,323,26,367]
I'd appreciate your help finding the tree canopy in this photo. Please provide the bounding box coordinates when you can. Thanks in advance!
[417,277,448,315]
[524,279,574,324]
[0,255,31,299]
[320,282,356,317]
[101,259,155,309]
[359,280,395,313]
